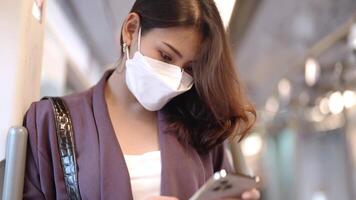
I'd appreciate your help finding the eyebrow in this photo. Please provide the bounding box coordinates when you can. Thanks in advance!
[162,42,183,58]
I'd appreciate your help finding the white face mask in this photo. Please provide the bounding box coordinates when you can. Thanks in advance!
[125,27,194,111]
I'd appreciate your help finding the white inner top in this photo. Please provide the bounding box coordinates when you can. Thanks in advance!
[123,150,162,200]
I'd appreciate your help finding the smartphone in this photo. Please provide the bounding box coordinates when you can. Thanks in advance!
[189,169,260,200]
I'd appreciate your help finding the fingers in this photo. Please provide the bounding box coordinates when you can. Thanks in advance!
[220,188,260,199]
[241,188,261,200]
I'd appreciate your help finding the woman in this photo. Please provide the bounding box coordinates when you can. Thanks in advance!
[23,0,259,199]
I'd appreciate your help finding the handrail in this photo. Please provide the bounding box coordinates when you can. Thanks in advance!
[1,127,28,200]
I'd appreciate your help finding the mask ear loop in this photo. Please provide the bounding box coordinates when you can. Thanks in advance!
[125,27,141,60]
[138,27,142,53]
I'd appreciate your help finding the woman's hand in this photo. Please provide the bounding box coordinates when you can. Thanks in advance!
[221,188,260,200]
[145,188,260,200]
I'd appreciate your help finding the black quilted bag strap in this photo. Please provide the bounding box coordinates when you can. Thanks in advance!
[42,96,82,200]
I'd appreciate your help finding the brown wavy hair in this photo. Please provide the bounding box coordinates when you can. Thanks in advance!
[120,0,256,155]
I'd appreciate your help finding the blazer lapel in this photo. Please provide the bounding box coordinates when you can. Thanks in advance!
[158,111,207,199]
[92,70,134,200]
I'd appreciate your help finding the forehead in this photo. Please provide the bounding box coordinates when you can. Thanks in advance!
[144,26,202,59]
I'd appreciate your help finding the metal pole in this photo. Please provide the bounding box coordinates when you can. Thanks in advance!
[2,127,28,200]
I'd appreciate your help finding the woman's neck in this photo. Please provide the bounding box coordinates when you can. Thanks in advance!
[105,59,148,115]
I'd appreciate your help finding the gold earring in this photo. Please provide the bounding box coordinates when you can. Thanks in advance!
[123,42,127,53]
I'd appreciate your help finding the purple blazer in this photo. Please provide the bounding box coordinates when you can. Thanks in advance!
[23,69,234,200]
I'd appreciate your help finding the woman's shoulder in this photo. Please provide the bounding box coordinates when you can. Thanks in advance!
[60,86,95,105]
[23,87,95,149]
[26,86,94,117]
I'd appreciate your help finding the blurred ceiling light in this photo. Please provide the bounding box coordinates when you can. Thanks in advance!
[265,96,280,113]
[328,91,344,115]
[305,57,321,87]
[319,97,330,115]
[312,191,327,200]
[32,0,43,22]
[348,23,356,50]
[241,134,263,157]
[350,37,356,50]
[315,114,346,132]
[343,90,356,108]
[214,0,237,28]
[310,107,325,122]
[278,78,292,100]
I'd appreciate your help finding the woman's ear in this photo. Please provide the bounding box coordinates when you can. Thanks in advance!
[121,12,141,47]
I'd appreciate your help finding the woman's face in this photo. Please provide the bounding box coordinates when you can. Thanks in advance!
[139,27,202,74]
[122,13,202,74]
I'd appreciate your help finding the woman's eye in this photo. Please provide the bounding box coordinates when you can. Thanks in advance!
[160,51,172,63]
